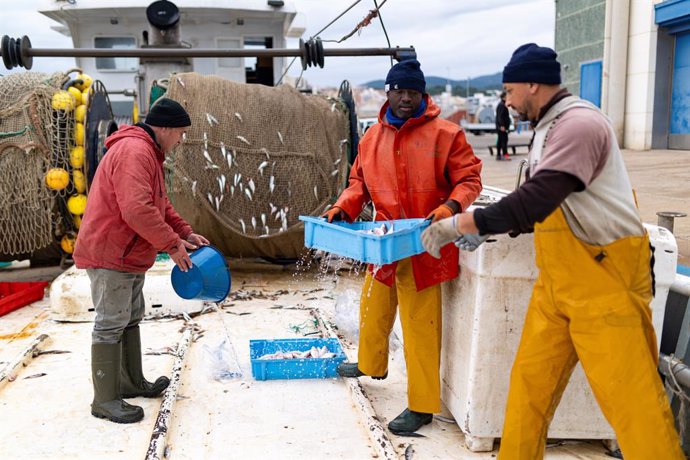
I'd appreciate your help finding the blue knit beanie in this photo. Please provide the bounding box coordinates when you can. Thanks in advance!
[385,59,426,94]
[502,43,561,85]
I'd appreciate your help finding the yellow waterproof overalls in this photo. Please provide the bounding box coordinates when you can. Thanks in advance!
[498,208,683,459]
[357,258,443,413]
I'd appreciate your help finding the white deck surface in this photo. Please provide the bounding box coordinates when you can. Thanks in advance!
[0,263,611,459]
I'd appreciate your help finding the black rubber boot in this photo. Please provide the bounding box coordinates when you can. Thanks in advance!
[91,343,144,424]
[336,362,387,380]
[388,408,433,434]
[120,325,170,398]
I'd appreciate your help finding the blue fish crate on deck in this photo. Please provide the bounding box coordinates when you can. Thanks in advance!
[250,338,346,381]
[299,216,429,265]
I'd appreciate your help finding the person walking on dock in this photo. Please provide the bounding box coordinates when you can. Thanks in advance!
[495,91,511,161]
[323,59,482,435]
[74,98,209,424]
[420,43,683,458]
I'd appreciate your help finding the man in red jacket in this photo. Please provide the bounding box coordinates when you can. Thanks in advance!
[74,98,209,424]
[324,59,482,434]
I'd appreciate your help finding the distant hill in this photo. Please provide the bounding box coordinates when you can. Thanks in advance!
[363,72,502,90]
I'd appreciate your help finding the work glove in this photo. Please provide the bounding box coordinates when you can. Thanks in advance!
[426,204,454,223]
[455,233,490,252]
[322,206,344,223]
[421,215,461,259]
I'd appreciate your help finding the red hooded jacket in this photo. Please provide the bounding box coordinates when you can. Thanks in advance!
[73,125,192,273]
[335,96,482,290]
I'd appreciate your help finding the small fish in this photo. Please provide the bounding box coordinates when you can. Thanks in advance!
[206,113,218,126]
[251,216,257,229]
[269,176,275,194]
[205,164,220,170]
[265,226,270,235]
[234,112,243,123]
[334,158,341,165]
[244,188,252,201]
[182,132,187,141]
[331,169,339,176]
[258,161,268,176]
[239,182,244,193]
[313,185,318,200]
[215,196,220,212]
[269,203,277,215]
[230,185,235,196]
[177,76,185,87]
[191,180,197,197]
[207,193,213,205]
[259,147,270,159]
[239,218,246,233]
[203,149,214,164]
[23,372,47,380]
[218,175,226,194]
[331,102,336,112]
[237,135,250,146]
[261,213,266,227]
[277,131,284,145]
[248,179,255,194]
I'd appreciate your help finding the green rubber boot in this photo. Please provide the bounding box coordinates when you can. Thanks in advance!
[336,362,388,380]
[388,408,433,434]
[91,343,144,423]
[120,325,170,398]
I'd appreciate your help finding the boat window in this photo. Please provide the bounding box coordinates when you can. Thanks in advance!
[94,37,138,72]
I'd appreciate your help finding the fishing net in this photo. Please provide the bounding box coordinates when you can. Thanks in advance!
[0,71,73,257]
[164,72,350,259]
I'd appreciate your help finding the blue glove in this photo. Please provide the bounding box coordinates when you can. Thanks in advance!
[454,233,490,252]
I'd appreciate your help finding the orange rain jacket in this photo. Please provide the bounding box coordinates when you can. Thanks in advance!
[335,96,482,290]
[74,125,192,273]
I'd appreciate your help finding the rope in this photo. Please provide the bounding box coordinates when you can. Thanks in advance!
[0,125,32,139]
[372,0,393,67]
[665,355,690,441]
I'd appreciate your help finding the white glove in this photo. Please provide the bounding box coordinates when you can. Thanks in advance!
[421,215,461,259]
[454,233,490,252]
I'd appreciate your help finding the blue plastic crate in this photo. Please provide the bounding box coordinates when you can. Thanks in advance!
[250,338,346,381]
[299,216,430,265]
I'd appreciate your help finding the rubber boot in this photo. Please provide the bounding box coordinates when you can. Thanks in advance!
[388,408,433,434]
[91,343,144,424]
[336,362,388,380]
[120,325,170,398]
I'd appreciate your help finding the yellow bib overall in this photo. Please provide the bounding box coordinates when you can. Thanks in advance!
[499,209,683,459]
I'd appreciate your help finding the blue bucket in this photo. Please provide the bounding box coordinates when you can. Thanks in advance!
[170,245,231,302]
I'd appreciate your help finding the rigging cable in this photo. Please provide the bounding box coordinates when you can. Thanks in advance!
[373,0,393,67]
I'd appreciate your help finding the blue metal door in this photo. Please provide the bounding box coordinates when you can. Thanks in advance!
[580,60,602,107]
[670,31,690,149]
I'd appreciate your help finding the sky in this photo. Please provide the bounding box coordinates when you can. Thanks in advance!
[1,0,555,88]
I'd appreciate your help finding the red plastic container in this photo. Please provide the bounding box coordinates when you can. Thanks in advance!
[0,282,49,317]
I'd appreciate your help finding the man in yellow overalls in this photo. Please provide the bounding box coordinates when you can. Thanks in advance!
[421,43,683,459]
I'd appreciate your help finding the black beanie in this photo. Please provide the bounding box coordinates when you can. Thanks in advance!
[145,98,192,127]
[502,43,561,85]
[385,59,426,94]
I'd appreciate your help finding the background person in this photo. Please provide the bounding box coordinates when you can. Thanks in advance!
[495,91,511,160]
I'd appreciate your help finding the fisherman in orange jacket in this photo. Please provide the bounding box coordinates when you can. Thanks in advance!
[324,59,482,434]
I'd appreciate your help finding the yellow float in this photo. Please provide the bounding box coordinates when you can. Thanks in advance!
[74,122,84,146]
[60,232,77,254]
[73,170,86,194]
[67,194,87,215]
[75,104,87,123]
[73,215,82,229]
[44,167,70,191]
[51,90,76,112]
[67,86,82,106]
[74,73,93,91]
[69,146,85,169]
